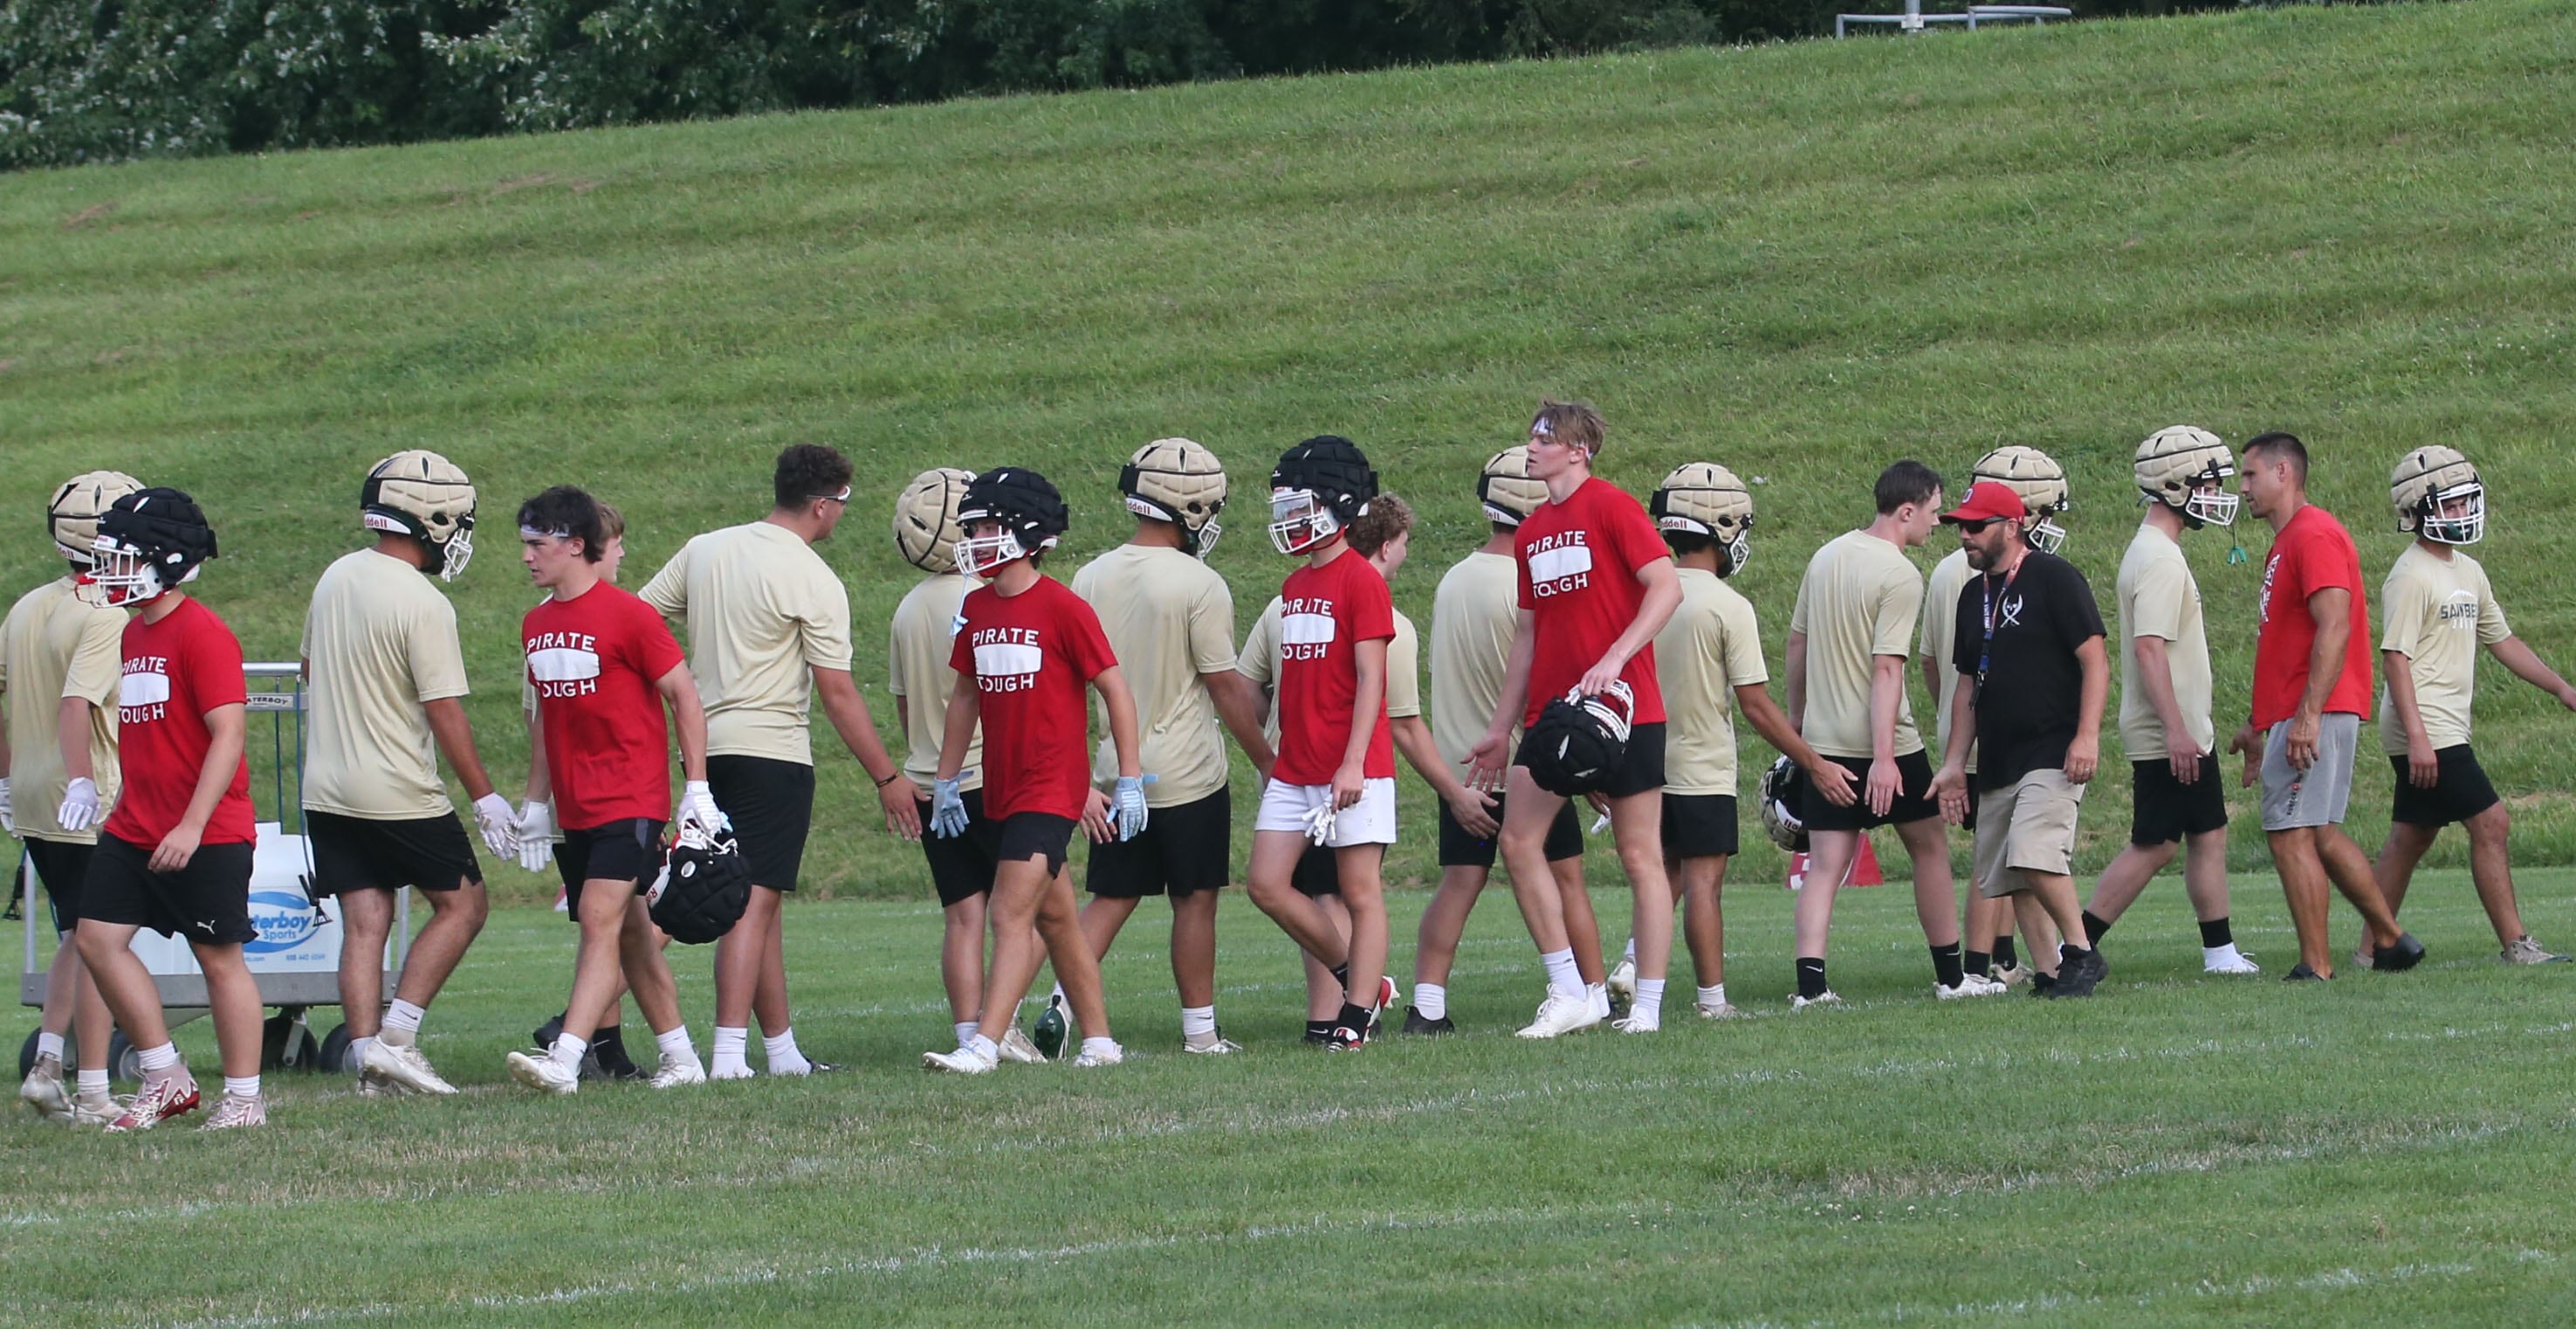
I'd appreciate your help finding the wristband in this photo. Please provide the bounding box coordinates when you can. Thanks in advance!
[875,769,901,788]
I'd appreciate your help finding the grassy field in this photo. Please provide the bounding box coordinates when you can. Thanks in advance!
[4,865,2571,1327]
[6,2,2576,899]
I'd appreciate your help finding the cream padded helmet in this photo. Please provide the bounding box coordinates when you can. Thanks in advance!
[1478,445,1548,527]
[2133,426,2240,528]
[46,470,143,567]
[1972,445,2071,553]
[1119,437,1229,556]
[1651,462,1755,575]
[362,450,477,581]
[894,467,977,574]
[2390,444,2484,545]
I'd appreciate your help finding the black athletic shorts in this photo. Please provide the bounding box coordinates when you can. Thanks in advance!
[1088,786,1231,899]
[23,837,96,929]
[1437,794,1583,869]
[80,832,255,944]
[304,809,483,897]
[1803,750,1941,831]
[557,817,665,914]
[2130,754,2229,846]
[1517,720,1666,800]
[995,811,1079,878]
[2389,745,2503,828]
[1663,793,1740,860]
[707,754,814,892]
[1292,842,1341,898]
[917,787,1001,908]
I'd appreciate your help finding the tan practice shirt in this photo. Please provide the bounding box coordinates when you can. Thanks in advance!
[889,571,984,792]
[641,521,855,765]
[1386,610,1422,720]
[2117,524,2218,761]
[1239,596,1285,747]
[2378,543,2509,754]
[1918,547,1977,774]
[1789,530,1926,761]
[1657,567,1769,795]
[301,549,470,819]
[0,578,123,843]
[1072,543,1237,807]
[1429,550,1520,772]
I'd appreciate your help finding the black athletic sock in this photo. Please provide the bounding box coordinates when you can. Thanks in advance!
[1305,1018,1334,1040]
[2060,943,2094,967]
[1330,963,1350,994]
[1963,949,1992,980]
[2199,916,2235,948]
[2081,911,2115,947]
[1993,935,2017,969]
[1796,957,1830,1000]
[1336,1002,1372,1035]
[1931,942,1965,988]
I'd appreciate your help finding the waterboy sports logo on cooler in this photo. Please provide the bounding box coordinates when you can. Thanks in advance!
[243,891,320,954]
[1527,533,1594,596]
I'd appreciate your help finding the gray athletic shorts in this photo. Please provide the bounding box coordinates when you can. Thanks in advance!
[2259,713,2360,831]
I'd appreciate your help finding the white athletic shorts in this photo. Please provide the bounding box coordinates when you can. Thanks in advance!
[1254,778,1397,848]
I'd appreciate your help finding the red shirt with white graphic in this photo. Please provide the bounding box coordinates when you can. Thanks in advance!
[524,582,688,830]
[950,575,1118,821]
[2252,503,2373,730]
[1273,549,1397,786]
[106,597,256,848]
[1515,476,1670,726]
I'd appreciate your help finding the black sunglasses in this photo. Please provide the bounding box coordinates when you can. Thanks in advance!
[1953,518,2001,534]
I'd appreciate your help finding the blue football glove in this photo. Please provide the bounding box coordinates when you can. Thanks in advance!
[1114,774,1153,842]
[931,776,969,839]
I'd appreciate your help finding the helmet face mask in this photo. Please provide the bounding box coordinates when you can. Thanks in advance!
[1267,437,1376,558]
[76,487,216,609]
[955,520,1032,578]
[77,538,184,609]
[2135,426,2239,528]
[1267,488,1340,556]
[362,451,478,582]
[954,467,1068,578]
[1120,438,1229,559]
[2419,483,2485,546]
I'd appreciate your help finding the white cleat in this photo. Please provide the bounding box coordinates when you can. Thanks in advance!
[1990,961,2033,988]
[1791,990,1844,1011]
[1587,981,1612,1023]
[1073,1042,1126,1068]
[362,1040,458,1096]
[19,1055,70,1123]
[198,1091,268,1131]
[505,1050,580,1095]
[923,1045,999,1075]
[649,1052,708,1088]
[996,1028,1048,1064]
[2204,948,2263,974]
[710,1063,756,1082]
[1611,1009,1660,1034]
[1605,957,1637,1009]
[67,1091,126,1126]
[1936,974,2008,1000]
[1516,990,1603,1039]
[1181,1033,1241,1055]
[1694,1001,1744,1020]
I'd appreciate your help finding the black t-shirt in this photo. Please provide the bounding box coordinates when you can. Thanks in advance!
[1949,549,2106,787]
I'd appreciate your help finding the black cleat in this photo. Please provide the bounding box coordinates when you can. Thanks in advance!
[2028,971,2057,998]
[533,1011,566,1050]
[2284,961,2330,981]
[1400,1006,1455,1036]
[2045,954,2102,999]
[590,1030,648,1082]
[2373,932,2428,974]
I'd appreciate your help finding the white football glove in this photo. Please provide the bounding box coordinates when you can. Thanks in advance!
[57,777,100,833]
[930,776,968,839]
[1114,774,1152,843]
[677,780,729,836]
[0,777,12,836]
[472,792,520,860]
[514,801,557,873]
[1301,800,1337,847]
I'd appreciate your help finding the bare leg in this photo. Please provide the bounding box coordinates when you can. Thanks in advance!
[1791,830,1858,961]
[1964,888,2010,958]
[2318,825,2401,948]
[712,885,781,1030]
[1496,771,1575,959]
[77,921,172,1050]
[940,894,990,1025]
[1609,790,1673,983]
[391,879,487,1008]
[2462,803,2526,945]
[560,882,635,1043]
[2180,828,2232,923]
[617,898,687,1036]
[2372,822,2438,921]
[191,942,264,1079]
[336,888,394,1039]
[1305,895,1352,1022]
[1335,844,1389,1016]
[2268,827,2336,974]
[1033,865,1109,1040]
[40,926,114,1073]
[979,858,1112,1043]
[753,892,792,1037]
[1077,893,1139,961]
[1244,830,1353,967]
[1894,817,1962,947]
[1170,888,1219,1009]
[1412,865,1490,990]
[1673,855,1728,987]
[2018,871,2091,949]
[2086,839,2179,926]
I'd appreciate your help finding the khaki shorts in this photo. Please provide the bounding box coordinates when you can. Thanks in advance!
[1971,768,2085,898]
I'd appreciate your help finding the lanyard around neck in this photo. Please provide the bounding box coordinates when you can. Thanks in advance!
[1974,554,2028,702]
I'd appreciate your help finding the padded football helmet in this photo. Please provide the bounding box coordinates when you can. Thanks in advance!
[2390,444,2484,546]
[2133,425,2239,528]
[1971,445,2071,554]
[46,470,143,567]
[894,466,976,574]
[1268,436,1377,556]
[1760,755,1811,853]
[79,487,216,609]
[648,821,752,945]
[1120,437,1229,556]
[1520,681,1636,798]
[954,467,1069,577]
[362,450,477,581]
[1652,461,1755,575]
[1477,445,1548,528]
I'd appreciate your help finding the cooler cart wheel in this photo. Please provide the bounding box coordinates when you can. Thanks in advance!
[107,1030,136,1083]
[17,1029,37,1079]
[260,1014,319,1072]
[318,1023,353,1076]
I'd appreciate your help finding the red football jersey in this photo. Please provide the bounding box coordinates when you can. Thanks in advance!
[106,597,256,848]
[1274,549,1398,787]
[1515,476,1670,726]
[524,582,689,830]
[950,576,1118,821]
[2252,504,2373,729]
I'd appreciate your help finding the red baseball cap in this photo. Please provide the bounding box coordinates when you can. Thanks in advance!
[1940,480,2027,525]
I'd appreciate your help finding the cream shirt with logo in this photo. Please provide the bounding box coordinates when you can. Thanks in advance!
[1658,568,1769,795]
[301,549,470,819]
[0,578,124,843]
[889,571,984,792]
[1789,530,1926,761]
[641,521,855,765]
[2378,543,2509,754]
[1071,543,1237,808]
[1429,550,1520,772]
[1918,547,1977,775]
[2116,524,2218,761]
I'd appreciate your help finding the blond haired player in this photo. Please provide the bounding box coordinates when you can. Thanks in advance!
[8,472,140,1125]
[2371,446,2573,965]
[1405,449,1591,1036]
[302,451,518,1098]
[2080,428,2257,975]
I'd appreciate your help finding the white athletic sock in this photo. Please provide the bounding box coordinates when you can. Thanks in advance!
[763,1029,812,1075]
[1179,1006,1217,1039]
[1081,1036,1119,1059]
[381,999,425,1047]
[1622,937,1638,964]
[76,1069,110,1098]
[136,1041,180,1074]
[223,1074,260,1099]
[1633,978,1666,1020]
[550,1032,588,1071]
[654,1026,696,1060]
[711,1025,751,1077]
[1414,982,1448,1021]
[1697,982,1727,1009]
[351,1036,377,1069]
[35,1031,64,1064]
[955,1021,979,1047]
[965,1032,999,1061]
[1540,948,1583,999]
